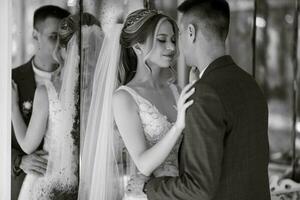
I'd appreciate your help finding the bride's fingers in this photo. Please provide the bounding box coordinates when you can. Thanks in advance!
[183,100,194,110]
[32,165,46,175]
[32,169,44,176]
[177,88,195,110]
[179,83,193,100]
[35,150,49,155]
[28,169,43,177]
[183,100,194,111]
[182,87,195,102]
[35,150,49,160]
[179,81,196,100]
[34,154,48,163]
[34,158,48,168]
[33,156,47,169]
[34,160,47,170]
[182,80,196,93]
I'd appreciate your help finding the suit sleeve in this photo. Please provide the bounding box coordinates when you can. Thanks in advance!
[145,83,226,200]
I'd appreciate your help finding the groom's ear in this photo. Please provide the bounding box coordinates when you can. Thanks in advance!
[32,29,39,41]
[187,24,196,43]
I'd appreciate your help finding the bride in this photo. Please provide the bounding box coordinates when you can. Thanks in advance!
[12,13,101,200]
[79,9,195,200]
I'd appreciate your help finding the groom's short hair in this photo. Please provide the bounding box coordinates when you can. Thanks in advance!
[33,5,70,31]
[178,0,230,41]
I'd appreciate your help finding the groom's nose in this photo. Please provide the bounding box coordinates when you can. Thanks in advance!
[166,42,175,52]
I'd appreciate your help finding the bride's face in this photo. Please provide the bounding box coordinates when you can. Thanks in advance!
[143,20,177,69]
[53,42,67,66]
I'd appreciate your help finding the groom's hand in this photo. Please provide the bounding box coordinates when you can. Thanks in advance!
[126,174,149,197]
[20,150,48,176]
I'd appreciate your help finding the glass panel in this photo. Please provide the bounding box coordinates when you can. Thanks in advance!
[11,1,80,199]
[229,0,298,178]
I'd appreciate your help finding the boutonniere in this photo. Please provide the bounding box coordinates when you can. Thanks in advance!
[22,100,33,116]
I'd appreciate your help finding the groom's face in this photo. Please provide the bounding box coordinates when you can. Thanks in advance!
[35,17,60,65]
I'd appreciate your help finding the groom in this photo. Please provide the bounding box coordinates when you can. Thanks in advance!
[144,0,270,199]
[11,5,69,200]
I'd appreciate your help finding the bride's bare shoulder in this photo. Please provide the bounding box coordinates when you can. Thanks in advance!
[113,87,137,111]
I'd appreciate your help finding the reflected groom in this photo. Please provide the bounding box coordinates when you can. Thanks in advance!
[11,5,69,200]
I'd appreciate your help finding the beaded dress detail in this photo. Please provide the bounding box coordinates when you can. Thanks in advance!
[18,81,78,200]
[117,84,181,200]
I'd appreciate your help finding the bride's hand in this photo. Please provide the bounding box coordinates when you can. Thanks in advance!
[12,80,19,110]
[175,81,196,131]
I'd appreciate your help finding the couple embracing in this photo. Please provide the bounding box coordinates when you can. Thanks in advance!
[12,6,102,199]
[80,0,271,200]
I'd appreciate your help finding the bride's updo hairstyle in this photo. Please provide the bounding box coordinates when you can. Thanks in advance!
[54,13,101,64]
[58,13,101,48]
[119,9,178,85]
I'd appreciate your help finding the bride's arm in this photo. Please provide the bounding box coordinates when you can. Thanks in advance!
[113,83,195,177]
[12,85,49,154]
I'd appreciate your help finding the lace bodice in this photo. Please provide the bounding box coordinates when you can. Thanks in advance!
[19,81,78,200]
[117,85,181,177]
[43,81,64,153]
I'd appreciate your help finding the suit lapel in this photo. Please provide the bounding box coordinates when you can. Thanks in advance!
[17,60,36,102]
[17,60,36,124]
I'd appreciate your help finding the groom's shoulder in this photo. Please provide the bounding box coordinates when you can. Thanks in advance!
[12,59,33,81]
[194,80,219,98]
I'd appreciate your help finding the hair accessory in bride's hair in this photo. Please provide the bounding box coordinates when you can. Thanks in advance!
[125,9,158,28]
[124,9,160,33]
[58,15,80,48]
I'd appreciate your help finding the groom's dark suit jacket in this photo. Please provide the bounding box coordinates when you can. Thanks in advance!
[11,59,36,200]
[146,56,270,200]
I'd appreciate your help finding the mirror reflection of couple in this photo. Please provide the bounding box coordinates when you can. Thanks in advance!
[11,6,103,200]
[12,0,271,199]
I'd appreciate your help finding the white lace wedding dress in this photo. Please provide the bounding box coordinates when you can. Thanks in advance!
[18,81,78,200]
[117,84,181,200]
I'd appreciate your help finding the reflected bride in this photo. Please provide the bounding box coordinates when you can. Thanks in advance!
[12,13,81,199]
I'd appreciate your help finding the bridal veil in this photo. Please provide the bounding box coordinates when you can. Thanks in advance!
[78,24,126,200]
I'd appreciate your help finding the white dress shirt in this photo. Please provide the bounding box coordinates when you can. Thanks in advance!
[199,65,209,79]
[32,61,61,86]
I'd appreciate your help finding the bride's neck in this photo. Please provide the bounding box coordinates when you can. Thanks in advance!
[131,61,164,89]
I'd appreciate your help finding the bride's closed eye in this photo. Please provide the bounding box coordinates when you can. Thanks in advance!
[156,37,176,44]
[157,37,166,43]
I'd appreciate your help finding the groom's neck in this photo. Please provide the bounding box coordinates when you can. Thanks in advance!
[195,43,226,73]
[33,55,58,73]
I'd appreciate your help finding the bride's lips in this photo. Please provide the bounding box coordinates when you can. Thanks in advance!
[163,53,175,60]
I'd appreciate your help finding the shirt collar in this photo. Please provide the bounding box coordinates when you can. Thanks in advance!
[32,60,61,80]
[199,65,209,79]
